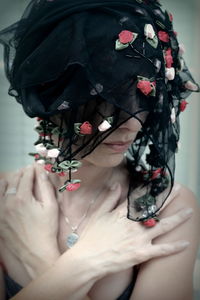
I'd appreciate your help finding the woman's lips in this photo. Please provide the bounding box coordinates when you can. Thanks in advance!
[103,141,132,152]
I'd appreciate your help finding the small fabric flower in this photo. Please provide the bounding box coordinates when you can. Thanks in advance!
[171,108,176,123]
[158,31,170,43]
[144,24,155,39]
[165,67,175,81]
[115,30,138,50]
[36,159,45,165]
[66,182,81,191]
[185,81,199,91]
[59,180,81,192]
[44,163,53,172]
[59,160,82,171]
[180,100,188,112]
[144,24,158,48]
[47,148,60,158]
[119,30,134,44]
[98,117,113,132]
[80,121,93,135]
[137,78,156,96]
[34,154,40,160]
[35,143,48,156]
[143,218,157,227]
[165,48,173,68]
[74,121,93,135]
[151,168,162,180]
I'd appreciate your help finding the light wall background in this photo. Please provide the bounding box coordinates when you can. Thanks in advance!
[1,0,199,198]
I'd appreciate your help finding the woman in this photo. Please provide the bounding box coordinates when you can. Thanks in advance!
[0,0,199,299]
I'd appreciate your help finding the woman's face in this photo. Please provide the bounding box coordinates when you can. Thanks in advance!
[83,117,142,168]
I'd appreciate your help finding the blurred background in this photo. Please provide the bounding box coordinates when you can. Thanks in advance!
[0,0,199,298]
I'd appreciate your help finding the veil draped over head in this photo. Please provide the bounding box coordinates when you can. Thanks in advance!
[0,0,199,222]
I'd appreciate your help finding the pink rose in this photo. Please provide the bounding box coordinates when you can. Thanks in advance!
[158,31,170,43]
[137,80,153,96]
[180,100,188,112]
[44,164,53,173]
[151,168,162,180]
[165,48,173,68]
[66,182,81,191]
[119,30,134,44]
[143,218,156,227]
[80,121,93,135]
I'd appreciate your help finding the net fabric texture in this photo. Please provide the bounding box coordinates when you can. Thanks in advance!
[0,0,199,221]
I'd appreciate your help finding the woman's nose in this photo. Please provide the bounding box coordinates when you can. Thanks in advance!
[119,117,142,132]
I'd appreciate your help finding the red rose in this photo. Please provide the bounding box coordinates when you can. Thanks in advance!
[44,164,53,172]
[143,218,156,227]
[66,183,81,191]
[158,31,170,43]
[180,100,188,112]
[165,49,173,68]
[119,30,134,44]
[137,80,153,96]
[39,133,50,137]
[80,121,93,135]
[151,168,162,180]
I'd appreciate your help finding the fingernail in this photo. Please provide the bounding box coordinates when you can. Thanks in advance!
[179,240,190,248]
[110,182,119,191]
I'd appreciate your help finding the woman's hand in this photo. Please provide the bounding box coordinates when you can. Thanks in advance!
[72,183,193,277]
[0,164,60,279]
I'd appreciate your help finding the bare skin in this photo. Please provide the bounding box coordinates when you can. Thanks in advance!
[0,118,199,300]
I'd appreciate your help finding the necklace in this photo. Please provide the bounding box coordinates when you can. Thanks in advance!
[60,197,96,248]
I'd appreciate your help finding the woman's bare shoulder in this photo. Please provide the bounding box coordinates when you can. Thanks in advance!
[162,183,200,218]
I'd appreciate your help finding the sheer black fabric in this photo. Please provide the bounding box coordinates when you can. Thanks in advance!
[0,0,199,221]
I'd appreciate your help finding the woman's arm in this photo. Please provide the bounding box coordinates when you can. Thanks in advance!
[131,185,200,300]
[11,248,97,300]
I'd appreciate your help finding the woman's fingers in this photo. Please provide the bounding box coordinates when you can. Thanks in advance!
[17,166,34,199]
[143,240,190,261]
[34,164,57,205]
[149,207,193,240]
[0,179,7,198]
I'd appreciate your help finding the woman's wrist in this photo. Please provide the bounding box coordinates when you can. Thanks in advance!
[22,246,60,279]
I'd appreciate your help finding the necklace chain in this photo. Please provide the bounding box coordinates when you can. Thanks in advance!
[60,197,96,248]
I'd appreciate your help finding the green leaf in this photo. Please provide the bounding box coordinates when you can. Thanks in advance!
[146,36,158,49]
[115,39,129,51]
[58,160,82,170]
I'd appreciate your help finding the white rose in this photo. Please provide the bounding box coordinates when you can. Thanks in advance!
[165,67,175,81]
[98,120,112,132]
[144,24,155,39]
[35,143,48,156]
